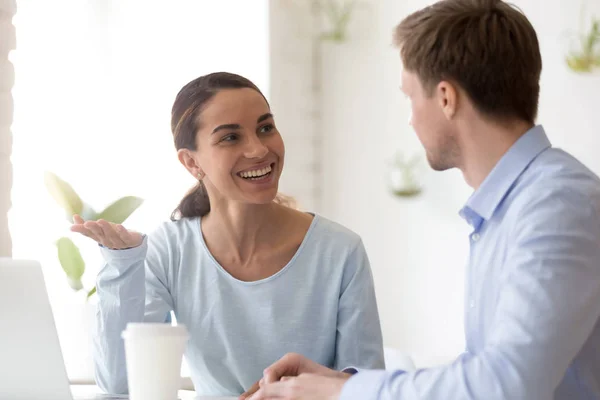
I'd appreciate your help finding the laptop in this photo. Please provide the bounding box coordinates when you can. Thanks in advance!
[0,258,126,400]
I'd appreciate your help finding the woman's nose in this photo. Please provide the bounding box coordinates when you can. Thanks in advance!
[244,136,269,159]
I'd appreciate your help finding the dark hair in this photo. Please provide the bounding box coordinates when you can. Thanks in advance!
[393,0,542,124]
[170,72,295,220]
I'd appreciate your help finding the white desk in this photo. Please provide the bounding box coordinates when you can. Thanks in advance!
[70,385,237,400]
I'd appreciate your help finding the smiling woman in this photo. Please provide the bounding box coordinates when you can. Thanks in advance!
[71,71,386,397]
[171,74,290,220]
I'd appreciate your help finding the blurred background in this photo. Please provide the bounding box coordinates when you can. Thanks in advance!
[2,0,600,384]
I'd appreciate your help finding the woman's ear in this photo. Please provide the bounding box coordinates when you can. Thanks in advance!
[177,148,204,179]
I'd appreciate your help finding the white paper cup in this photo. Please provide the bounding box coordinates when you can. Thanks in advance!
[122,323,189,400]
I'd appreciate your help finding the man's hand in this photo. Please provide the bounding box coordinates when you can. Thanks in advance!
[239,353,349,399]
[247,373,350,400]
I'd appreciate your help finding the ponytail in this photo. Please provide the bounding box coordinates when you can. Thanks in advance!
[171,181,210,221]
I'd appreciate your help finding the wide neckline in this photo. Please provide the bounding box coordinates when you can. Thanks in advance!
[194,213,319,286]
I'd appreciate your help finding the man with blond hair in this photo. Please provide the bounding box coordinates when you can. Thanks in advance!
[243,0,600,399]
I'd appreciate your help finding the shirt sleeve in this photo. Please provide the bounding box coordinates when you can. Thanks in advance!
[340,190,600,399]
[93,225,175,394]
[334,239,385,371]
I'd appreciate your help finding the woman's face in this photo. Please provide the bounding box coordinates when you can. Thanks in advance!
[183,87,285,206]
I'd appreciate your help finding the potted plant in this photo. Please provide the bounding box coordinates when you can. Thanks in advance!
[387,151,424,198]
[318,0,358,42]
[566,15,600,73]
[44,171,143,298]
[42,171,143,382]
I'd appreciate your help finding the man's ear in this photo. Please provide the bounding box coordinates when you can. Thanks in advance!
[437,80,458,120]
[177,148,204,179]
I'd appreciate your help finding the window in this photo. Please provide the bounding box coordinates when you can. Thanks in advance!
[10,0,269,381]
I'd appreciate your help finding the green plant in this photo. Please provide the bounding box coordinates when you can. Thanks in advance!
[388,152,423,198]
[318,0,357,42]
[44,171,143,298]
[566,16,600,73]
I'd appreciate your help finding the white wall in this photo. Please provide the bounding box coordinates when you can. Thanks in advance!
[0,0,16,257]
[268,0,321,211]
[310,0,600,368]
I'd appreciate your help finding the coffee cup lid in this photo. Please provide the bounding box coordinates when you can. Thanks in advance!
[121,323,189,339]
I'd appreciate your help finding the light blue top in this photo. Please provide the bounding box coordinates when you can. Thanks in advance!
[342,125,600,399]
[92,214,385,396]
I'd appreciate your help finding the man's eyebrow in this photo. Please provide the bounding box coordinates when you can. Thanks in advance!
[257,113,273,123]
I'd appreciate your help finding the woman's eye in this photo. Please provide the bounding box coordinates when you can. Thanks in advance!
[220,134,238,142]
[259,124,274,134]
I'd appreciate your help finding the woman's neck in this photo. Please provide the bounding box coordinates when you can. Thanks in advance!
[201,201,286,268]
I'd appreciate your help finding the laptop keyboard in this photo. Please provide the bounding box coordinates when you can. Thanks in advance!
[74,396,128,400]
[74,396,183,400]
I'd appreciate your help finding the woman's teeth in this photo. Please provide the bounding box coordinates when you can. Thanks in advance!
[239,165,272,179]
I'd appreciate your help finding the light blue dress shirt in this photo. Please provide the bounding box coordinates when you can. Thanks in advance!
[341,125,600,399]
[92,214,385,396]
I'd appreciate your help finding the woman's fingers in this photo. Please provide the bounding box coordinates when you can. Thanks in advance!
[70,215,142,249]
[84,221,105,242]
[71,214,99,241]
[96,220,126,249]
[70,224,97,241]
[115,224,134,245]
[239,380,261,399]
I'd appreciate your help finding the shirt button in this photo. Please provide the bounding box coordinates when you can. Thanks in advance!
[471,233,480,242]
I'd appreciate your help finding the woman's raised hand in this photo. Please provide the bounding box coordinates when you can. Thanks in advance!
[71,214,143,249]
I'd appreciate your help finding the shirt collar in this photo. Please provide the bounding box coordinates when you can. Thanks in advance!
[460,124,551,226]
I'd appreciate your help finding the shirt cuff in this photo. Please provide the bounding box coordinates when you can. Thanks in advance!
[339,369,392,400]
[99,234,148,261]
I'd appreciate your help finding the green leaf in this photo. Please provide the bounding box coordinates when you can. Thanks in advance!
[97,196,144,224]
[67,277,83,291]
[55,237,85,291]
[80,203,99,221]
[44,171,84,217]
[338,0,356,28]
[86,286,97,299]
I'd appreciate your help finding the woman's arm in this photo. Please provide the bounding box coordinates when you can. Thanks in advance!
[93,226,175,394]
[334,239,385,371]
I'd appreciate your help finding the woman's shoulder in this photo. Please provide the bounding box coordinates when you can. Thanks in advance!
[297,214,370,277]
[147,216,201,245]
[307,213,364,251]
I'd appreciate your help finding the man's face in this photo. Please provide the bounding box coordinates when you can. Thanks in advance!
[401,69,459,171]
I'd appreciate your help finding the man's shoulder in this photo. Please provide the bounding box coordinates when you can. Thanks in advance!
[509,148,600,218]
